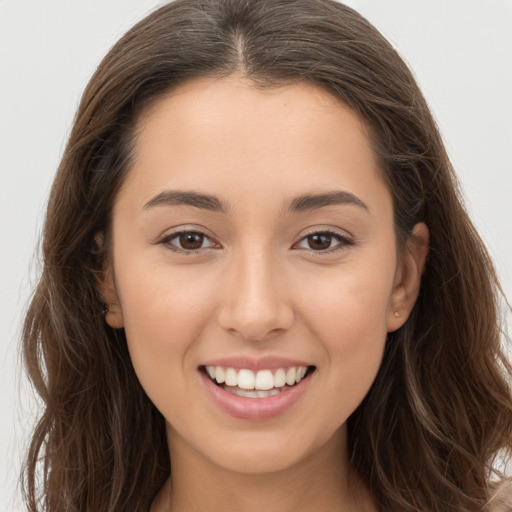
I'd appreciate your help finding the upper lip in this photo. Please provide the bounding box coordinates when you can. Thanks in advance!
[201,355,313,371]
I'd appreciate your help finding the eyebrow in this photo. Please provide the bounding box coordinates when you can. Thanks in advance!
[143,189,368,214]
[287,191,369,213]
[144,191,230,213]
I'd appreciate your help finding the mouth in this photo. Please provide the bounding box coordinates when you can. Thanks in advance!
[200,364,316,398]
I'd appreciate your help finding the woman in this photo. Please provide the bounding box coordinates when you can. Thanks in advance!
[22,0,512,510]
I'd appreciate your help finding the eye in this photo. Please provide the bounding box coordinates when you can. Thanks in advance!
[160,230,218,253]
[294,230,353,252]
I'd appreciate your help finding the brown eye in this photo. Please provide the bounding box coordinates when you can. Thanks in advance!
[160,230,217,253]
[307,234,333,250]
[178,232,206,250]
[294,230,353,253]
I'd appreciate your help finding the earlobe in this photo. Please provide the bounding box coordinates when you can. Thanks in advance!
[97,268,124,329]
[94,233,124,329]
[386,222,429,332]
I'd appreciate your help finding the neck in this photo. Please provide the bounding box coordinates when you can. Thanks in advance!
[151,425,377,512]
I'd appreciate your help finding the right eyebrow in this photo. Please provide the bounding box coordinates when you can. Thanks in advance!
[143,190,230,213]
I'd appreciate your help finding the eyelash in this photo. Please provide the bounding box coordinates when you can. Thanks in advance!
[158,229,354,255]
[159,230,218,255]
[295,229,354,254]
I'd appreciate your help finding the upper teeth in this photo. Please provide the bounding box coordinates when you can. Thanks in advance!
[205,366,308,390]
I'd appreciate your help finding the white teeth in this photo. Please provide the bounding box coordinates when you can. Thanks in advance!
[285,367,296,386]
[224,367,238,386]
[255,370,274,390]
[237,369,255,390]
[274,368,286,387]
[205,365,311,391]
[224,386,290,398]
[229,388,257,398]
[215,367,225,384]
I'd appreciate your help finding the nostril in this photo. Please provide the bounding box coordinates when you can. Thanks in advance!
[216,293,295,342]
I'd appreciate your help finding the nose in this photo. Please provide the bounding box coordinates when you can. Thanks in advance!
[216,248,294,341]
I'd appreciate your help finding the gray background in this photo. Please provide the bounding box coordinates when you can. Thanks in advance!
[1,1,511,510]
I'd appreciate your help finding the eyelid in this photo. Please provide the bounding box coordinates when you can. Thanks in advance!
[155,225,354,255]
[157,226,221,254]
[292,227,354,253]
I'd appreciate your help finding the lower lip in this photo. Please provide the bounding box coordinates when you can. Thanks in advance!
[200,371,312,421]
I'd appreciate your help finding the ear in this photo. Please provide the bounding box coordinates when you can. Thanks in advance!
[95,233,124,329]
[386,222,429,332]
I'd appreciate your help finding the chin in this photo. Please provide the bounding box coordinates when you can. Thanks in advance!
[206,445,311,475]
[169,419,346,477]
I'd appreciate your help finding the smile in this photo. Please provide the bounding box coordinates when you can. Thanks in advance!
[205,365,310,398]
[200,362,316,420]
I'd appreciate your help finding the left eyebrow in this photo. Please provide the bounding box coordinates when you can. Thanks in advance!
[286,190,369,213]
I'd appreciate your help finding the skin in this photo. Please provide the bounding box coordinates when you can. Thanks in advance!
[99,76,428,512]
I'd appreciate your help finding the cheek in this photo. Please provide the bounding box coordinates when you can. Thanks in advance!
[114,261,220,393]
[114,266,227,438]
[299,258,394,340]
[296,259,394,413]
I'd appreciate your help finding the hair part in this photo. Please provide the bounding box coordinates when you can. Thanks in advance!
[22,1,512,511]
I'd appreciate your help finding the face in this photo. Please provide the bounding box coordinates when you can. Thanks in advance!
[100,76,426,475]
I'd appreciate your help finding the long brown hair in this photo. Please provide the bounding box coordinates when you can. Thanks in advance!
[22,0,512,510]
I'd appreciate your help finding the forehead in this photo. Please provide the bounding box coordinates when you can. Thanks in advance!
[134,76,367,155]
[121,75,390,218]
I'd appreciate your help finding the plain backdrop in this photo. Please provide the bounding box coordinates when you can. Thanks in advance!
[1,1,511,510]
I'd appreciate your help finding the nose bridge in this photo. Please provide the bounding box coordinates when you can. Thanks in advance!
[217,241,293,340]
